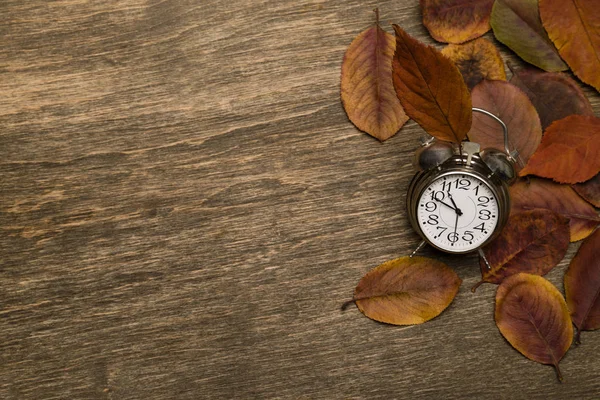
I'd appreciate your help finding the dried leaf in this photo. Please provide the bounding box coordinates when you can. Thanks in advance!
[468,80,542,168]
[573,173,600,208]
[420,0,494,44]
[340,17,409,141]
[441,38,507,90]
[564,228,600,343]
[475,209,569,288]
[509,67,594,130]
[490,0,567,72]
[495,273,573,381]
[520,115,600,184]
[352,256,461,325]
[540,0,600,91]
[391,25,472,143]
[510,178,600,242]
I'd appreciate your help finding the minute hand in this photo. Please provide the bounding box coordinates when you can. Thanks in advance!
[433,194,459,212]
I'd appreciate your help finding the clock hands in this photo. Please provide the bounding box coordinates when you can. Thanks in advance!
[433,192,463,216]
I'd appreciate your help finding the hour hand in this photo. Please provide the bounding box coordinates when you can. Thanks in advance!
[448,193,463,216]
[434,193,459,214]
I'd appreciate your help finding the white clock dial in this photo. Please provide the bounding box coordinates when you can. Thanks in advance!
[416,173,499,252]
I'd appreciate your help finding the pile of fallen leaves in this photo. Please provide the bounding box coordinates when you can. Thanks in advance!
[340,1,600,381]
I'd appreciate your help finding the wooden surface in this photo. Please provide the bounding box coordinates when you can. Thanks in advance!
[2,1,600,398]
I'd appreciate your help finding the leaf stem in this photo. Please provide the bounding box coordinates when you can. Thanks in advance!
[554,363,564,383]
[341,298,356,311]
[471,280,484,293]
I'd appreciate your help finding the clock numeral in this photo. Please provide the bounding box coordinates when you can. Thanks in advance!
[473,185,480,196]
[431,191,446,201]
[447,232,459,243]
[434,226,447,238]
[462,230,474,241]
[479,209,491,220]
[477,196,491,207]
[474,222,485,232]
[427,214,439,225]
[454,178,471,190]
[441,181,452,193]
[425,201,437,212]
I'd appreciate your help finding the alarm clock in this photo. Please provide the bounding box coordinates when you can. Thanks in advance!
[406,108,517,260]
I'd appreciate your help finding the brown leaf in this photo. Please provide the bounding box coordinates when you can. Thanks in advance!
[468,80,542,168]
[520,115,600,184]
[509,67,594,130]
[421,0,494,44]
[441,38,506,90]
[475,209,569,288]
[510,178,600,242]
[352,256,461,325]
[495,273,573,381]
[392,25,472,143]
[573,173,600,208]
[490,0,567,72]
[340,16,409,141]
[540,0,600,91]
[565,228,600,343]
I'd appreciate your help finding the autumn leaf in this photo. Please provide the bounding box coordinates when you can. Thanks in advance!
[564,228,600,343]
[490,0,567,72]
[441,37,506,90]
[340,13,409,141]
[349,256,461,325]
[520,115,600,184]
[510,178,600,242]
[540,0,600,91]
[573,173,600,208]
[474,209,569,290]
[391,25,472,143]
[495,273,573,381]
[468,80,542,168]
[420,0,493,44]
[509,67,595,130]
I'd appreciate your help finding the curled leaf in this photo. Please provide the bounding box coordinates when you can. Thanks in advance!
[468,80,542,168]
[490,0,567,72]
[510,178,600,242]
[509,67,594,130]
[573,173,600,208]
[392,24,472,143]
[352,256,461,325]
[341,15,409,141]
[475,209,569,288]
[540,0,600,91]
[520,115,600,184]
[496,273,573,381]
[441,37,507,90]
[565,228,600,343]
[420,0,494,44]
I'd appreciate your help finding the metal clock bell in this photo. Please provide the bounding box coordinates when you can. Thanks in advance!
[406,108,517,265]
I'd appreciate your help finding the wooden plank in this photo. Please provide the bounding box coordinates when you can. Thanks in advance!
[1,0,599,398]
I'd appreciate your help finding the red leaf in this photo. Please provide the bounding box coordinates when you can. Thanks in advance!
[421,0,494,44]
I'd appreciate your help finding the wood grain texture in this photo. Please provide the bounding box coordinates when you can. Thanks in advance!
[1,0,600,398]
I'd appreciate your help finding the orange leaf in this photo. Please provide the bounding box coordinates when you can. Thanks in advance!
[540,0,600,91]
[573,172,600,208]
[495,273,573,381]
[352,256,461,325]
[510,178,600,242]
[340,16,409,141]
[441,37,507,90]
[564,228,600,343]
[421,0,494,44]
[392,25,472,143]
[475,209,569,288]
[519,115,600,183]
[468,80,541,168]
[509,67,594,130]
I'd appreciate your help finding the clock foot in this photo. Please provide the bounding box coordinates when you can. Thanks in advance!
[478,248,492,270]
[409,240,427,258]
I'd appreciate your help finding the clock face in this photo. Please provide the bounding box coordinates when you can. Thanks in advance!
[416,173,499,253]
